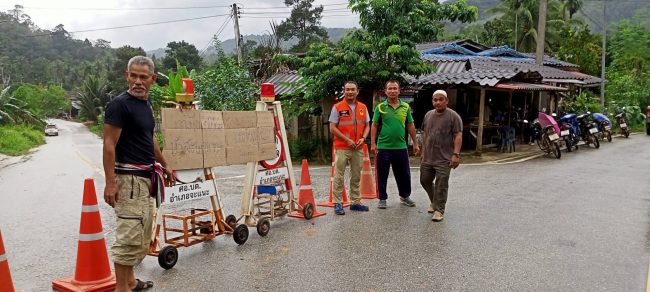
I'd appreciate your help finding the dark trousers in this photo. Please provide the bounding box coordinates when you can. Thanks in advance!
[419,163,452,214]
[376,149,411,200]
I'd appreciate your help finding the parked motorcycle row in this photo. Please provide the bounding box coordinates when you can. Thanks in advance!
[528,111,631,159]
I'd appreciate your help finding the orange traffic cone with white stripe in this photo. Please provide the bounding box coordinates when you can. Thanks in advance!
[289,160,326,219]
[360,145,378,199]
[52,178,116,292]
[0,229,16,292]
[318,149,351,208]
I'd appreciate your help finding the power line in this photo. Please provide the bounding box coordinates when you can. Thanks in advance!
[10,5,233,11]
[200,15,233,57]
[238,3,349,10]
[26,14,231,37]
[240,8,352,15]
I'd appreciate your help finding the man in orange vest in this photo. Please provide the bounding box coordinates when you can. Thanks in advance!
[329,81,371,215]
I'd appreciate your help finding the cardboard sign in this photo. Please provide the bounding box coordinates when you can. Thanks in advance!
[161,108,201,129]
[162,109,277,169]
[257,111,274,127]
[223,111,257,129]
[163,180,215,204]
[201,111,224,129]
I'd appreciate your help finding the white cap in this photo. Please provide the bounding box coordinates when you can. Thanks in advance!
[432,89,447,98]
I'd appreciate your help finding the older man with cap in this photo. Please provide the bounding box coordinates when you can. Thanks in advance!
[419,89,462,222]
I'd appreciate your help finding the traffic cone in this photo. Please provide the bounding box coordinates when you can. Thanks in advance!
[0,229,16,292]
[360,145,378,199]
[52,179,116,292]
[289,160,326,219]
[318,149,351,208]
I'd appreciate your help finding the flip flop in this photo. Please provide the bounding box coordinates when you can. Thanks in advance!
[133,279,154,291]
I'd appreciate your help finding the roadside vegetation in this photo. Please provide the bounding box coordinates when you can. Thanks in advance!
[0,125,45,155]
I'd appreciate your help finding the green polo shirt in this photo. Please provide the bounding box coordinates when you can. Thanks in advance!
[372,100,413,149]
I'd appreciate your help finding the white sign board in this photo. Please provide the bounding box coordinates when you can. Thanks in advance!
[164,180,215,204]
[255,167,289,185]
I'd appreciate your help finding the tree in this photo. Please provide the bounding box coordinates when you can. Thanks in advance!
[488,0,579,52]
[560,0,583,19]
[556,25,601,75]
[276,0,329,52]
[279,0,478,112]
[161,41,202,73]
[193,46,257,111]
[77,75,109,122]
[107,46,146,93]
[0,86,41,125]
[605,13,650,110]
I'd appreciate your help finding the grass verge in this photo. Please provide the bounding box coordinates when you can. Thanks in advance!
[0,125,45,156]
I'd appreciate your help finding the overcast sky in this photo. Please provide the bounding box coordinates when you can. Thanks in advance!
[2,0,360,50]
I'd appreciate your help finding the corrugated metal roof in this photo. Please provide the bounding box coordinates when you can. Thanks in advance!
[264,70,304,95]
[404,68,519,86]
[494,82,569,91]
[434,61,469,74]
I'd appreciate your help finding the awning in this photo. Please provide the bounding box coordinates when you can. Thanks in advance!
[543,78,586,85]
[494,81,568,92]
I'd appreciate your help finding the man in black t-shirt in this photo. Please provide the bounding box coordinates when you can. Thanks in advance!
[103,56,173,292]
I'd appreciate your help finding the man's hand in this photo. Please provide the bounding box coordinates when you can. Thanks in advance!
[412,144,420,156]
[104,182,119,208]
[346,138,356,148]
[355,138,365,149]
[450,155,460,169]
[371,144,378,155]
[164,167,176,187]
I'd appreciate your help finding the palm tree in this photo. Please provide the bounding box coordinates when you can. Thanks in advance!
[489,0,579,52]
[0,86,42,125]
[77,75,108,122]
[560,0,583,19]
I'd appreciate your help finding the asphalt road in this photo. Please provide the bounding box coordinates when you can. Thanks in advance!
[1,120,649,291]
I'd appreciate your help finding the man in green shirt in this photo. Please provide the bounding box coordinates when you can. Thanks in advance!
[371,80,419,209]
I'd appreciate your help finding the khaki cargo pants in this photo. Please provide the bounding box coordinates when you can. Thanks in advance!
[111,174,156,266]
[332,149,363,205]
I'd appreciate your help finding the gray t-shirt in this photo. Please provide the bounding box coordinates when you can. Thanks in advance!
[329,103,370,124]
[421,108,463,166]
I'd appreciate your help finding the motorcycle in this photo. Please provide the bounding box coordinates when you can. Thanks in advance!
[614,111,630,138]
[592,112,612,142]
[536,113,561,159]
[576,113,600,149]
[558,113,580,152]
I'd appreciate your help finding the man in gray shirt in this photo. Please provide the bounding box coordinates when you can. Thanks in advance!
[419,90,462,222]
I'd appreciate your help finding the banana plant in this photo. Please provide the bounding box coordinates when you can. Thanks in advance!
[156,61,192,106]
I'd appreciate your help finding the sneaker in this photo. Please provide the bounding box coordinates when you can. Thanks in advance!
[400,196,416,207]
[432,211,444,222]
[335,203,345,215]
[349,204,369,212]
[427,205,434,213]
[378,200,387,209]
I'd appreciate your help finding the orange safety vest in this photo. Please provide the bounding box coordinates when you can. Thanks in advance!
[332,100,368,150]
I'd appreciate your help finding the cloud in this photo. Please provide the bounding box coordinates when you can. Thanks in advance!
[7,0,359,50]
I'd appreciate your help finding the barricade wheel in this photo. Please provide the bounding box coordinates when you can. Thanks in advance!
[303,203,314,220]
[225,215,237,230]
[233,224,249,245]
[256,218,271,237]
[158,246,178,270]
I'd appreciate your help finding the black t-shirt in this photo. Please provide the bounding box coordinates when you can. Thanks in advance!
[104,91,155,165]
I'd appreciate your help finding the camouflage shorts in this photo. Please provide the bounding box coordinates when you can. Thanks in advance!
[111,174,155,266]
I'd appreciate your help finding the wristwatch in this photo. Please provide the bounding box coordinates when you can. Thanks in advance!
[452,152,461,158]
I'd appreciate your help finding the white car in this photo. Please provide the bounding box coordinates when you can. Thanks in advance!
[45,123,59,136]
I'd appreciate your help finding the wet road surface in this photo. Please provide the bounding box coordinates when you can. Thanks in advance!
[1,120,649,291]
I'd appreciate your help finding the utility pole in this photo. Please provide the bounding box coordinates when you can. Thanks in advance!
[600,0,607,107]
[232,3,243,65]
[535,0,547,65]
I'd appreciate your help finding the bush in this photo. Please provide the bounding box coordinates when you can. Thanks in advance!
[0,125,45,155]
[289,138,318,160]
